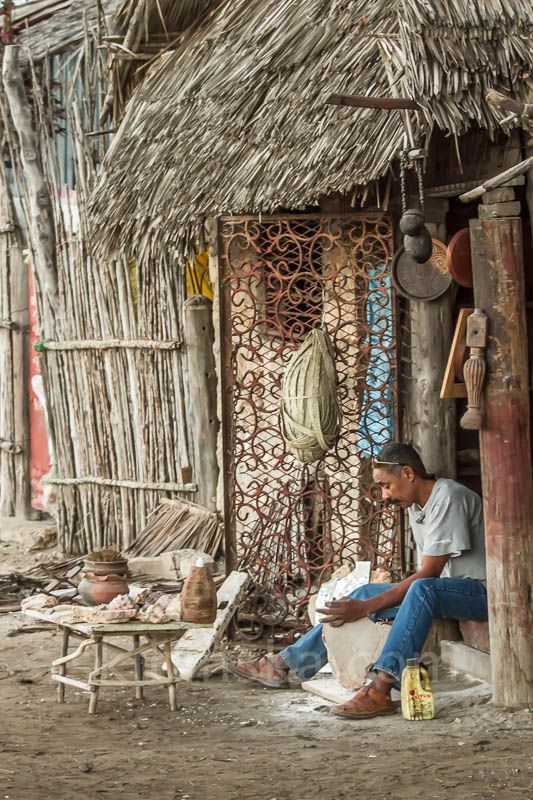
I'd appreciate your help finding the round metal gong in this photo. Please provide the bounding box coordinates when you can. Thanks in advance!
[391,238,452,301]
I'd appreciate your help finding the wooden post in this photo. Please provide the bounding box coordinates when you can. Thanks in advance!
[183,296,219,511]
[408,217,456,478]
[470,214,533,707]
[2,45,58,321]
[0,153,30,517]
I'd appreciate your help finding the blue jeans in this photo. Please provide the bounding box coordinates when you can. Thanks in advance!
[280,578,488,685]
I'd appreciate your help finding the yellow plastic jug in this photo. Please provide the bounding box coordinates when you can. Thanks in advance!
[401,658,435,721]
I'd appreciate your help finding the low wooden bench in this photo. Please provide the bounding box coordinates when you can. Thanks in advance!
[23,610,210,714]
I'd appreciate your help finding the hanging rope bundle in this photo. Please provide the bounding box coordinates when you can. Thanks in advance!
[280,329,342,464]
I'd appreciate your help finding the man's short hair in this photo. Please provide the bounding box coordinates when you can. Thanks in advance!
[374,442,433,479]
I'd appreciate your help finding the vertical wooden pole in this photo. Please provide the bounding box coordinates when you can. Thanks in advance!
[183,296,219,511]
[408,218,456,478]
[470,215,533,707]
[88,635,102,715]
[0,155,30,517]
[2,45,58,323]
[57,628,69,703]
[133,634,143,700]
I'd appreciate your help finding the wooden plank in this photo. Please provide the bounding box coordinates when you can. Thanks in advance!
[23,608,211,635]
[89,678,175,688]
[478,201,521,220]
[91,621,210,633]
[470,217,533,708]
[51,674,90,692]
[171,571,249,680]
[482,187,516,204]
[440,308,473,399]
[301,676,353,704]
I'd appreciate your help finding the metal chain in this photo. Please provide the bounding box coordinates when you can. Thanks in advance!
[399,150,408,214]
[414,157,425,212]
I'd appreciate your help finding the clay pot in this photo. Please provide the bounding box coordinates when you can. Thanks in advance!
[83,558,128,577]
[78,571,129,606]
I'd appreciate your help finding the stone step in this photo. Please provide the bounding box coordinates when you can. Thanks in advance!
[440,640,492,685]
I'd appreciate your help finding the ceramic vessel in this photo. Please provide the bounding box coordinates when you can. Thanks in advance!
[83,558,128,577]
[180,562,217,624]
[78,571,129,606]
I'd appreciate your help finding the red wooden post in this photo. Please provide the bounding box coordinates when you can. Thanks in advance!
[470,214,533,707]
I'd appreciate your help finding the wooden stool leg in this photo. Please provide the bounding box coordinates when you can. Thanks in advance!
[133,634,144,700]
[89,636,103,715]
[57,628,70,703]
[163,641,177,712]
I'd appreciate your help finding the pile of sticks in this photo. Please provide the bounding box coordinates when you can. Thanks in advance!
[126,498,223,557]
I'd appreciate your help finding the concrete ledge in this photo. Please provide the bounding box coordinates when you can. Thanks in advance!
[441,640,492,685]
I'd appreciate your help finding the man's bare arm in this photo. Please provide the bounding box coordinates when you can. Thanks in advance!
[317,554,450,626]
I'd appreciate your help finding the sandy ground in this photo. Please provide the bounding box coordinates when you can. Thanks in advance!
[1,522,532,800]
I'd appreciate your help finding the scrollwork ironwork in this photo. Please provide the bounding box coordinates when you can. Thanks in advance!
[220,214,400,636]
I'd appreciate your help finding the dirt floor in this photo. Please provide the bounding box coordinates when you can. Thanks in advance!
[1,524,532,800]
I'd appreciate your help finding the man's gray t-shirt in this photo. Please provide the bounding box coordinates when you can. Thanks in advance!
[407,479,486,582]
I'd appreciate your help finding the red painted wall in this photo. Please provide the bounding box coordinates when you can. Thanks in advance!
[28,266,51,511]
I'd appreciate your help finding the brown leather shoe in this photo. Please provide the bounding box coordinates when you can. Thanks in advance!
[227,657,290,689]
[331,684,397,719]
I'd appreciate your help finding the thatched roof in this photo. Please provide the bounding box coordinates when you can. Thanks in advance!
[10,0,120,61]
[113,0,223,39]
[90,0,533,255]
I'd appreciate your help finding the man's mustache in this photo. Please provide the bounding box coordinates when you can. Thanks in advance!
[381,498,402,507]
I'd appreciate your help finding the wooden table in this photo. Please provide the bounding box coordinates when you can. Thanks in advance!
[24,610,211,714]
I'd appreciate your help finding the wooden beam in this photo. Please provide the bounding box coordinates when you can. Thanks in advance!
[459,155,533,203]
[326,93,419,111]
[183,296,219,511]
[470,216,533,708]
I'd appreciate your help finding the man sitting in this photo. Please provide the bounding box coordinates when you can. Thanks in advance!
[229,442,488,719]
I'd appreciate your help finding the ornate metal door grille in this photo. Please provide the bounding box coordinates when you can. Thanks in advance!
[219,214,399,636]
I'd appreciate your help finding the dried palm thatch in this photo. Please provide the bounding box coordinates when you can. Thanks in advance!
[99,0,224,124]
[113,0,223,38]
[10,0,120,62]
[90,0,533,257]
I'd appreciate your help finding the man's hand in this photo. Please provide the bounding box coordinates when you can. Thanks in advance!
[316,597,370,627]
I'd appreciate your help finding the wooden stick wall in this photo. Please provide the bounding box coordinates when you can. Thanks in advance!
[0,31,195,552]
